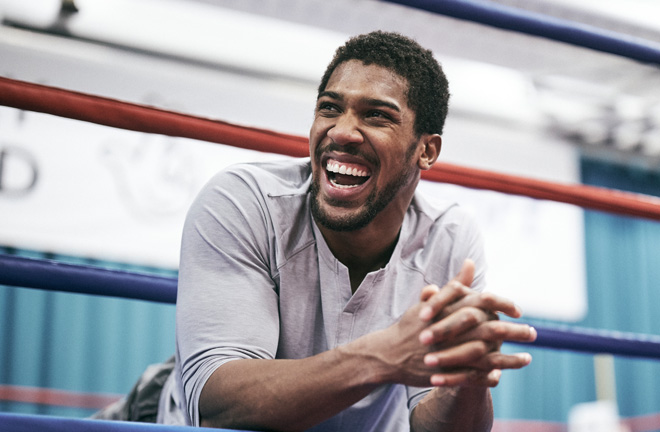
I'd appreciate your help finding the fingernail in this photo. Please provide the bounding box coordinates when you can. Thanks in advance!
[419,330,433,345]
[518,353,532,365]
[529,326,537,340]
[515,304,523,317]
[431,375,446,386]
[424,354,437,366]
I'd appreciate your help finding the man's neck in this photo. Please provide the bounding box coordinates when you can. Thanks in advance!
[314,173,420,293]
[317,217,403,293]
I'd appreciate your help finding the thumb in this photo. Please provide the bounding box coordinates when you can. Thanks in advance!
[454,259,475,288]
[420,284,440,302]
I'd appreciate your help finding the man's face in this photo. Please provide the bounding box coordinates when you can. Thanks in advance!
[309,60,422,232]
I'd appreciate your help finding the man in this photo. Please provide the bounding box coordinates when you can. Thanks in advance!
[158,31,536,431]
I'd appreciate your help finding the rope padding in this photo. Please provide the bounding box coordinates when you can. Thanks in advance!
[0,254,177,304]
[2,76,660,221]
[384,0,660,65]
[3,254,660,360]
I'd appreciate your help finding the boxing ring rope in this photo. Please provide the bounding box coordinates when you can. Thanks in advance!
[3,75,660,222]
[384,0,660,65]
[0,412,222,432]
[3,1,660,430]
[1,253,660,361]
[0,254,178,304]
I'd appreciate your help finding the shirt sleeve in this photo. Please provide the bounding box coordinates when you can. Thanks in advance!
[176,168,280,426]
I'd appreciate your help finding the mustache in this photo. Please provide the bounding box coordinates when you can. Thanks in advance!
[314,142,379,167]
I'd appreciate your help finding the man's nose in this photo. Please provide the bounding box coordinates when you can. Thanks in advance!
[327,113,363,146]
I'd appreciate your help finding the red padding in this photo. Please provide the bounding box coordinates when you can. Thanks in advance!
[3,76,660,221]
[0,384,121,410]
[425,163,660,221]
[0,76,309,158]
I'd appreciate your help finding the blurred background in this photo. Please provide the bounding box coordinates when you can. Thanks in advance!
[1,0,660,430]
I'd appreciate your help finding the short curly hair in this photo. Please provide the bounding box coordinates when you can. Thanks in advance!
[318,31,450,136]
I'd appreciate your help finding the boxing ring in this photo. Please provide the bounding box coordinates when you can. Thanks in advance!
[2,0,660,430]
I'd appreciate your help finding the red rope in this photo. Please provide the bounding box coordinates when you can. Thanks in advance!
[0,384,121,410]
[3,76,660,221]
[426,163,660,221]
[0,76,309,158]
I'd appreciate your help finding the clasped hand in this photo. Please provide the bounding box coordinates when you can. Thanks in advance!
[382,259,536,388]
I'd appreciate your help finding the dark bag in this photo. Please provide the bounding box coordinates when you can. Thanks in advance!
[91,355,175,423]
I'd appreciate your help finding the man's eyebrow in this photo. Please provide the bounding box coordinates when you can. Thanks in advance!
[364,98,401,113]
[317,91,401,113]
[317,91,341,101]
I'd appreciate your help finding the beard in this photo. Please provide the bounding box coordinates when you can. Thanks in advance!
[310,142,418,232]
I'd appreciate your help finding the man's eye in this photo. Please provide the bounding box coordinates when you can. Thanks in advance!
[318,102,338,112]
[368,111,389,119]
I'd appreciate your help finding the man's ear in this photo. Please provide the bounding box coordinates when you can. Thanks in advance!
[417,134,442,170]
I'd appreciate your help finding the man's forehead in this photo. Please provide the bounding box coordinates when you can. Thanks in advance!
[330,59,407,85]
[321,60,410,103]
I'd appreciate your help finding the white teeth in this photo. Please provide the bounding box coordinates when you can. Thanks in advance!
[326,161,369,177]
[329,179,360,189]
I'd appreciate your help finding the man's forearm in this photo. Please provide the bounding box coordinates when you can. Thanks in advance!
[197,293,437,431]
[199,333,391,431]
[410,386,493,432]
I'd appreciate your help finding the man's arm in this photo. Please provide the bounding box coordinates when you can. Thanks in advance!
[198,291,439,430]
[199,336,383,431]
[199,260,535,431]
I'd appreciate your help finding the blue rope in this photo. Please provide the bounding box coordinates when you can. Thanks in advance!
[514,325,660,360]
[2,253,660,359]
[0,413,227,431]
[383,0,660,65]
[0,254,177,304]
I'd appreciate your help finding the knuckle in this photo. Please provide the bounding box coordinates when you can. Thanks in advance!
[470,341,490,358]
[488,375,502,387]
[461,308,481,326]
[468,370,490,385]
[430,323,451,343]
[479,291,497,306]
[447,281,464,293]
[487,321,508,338]
[482,352,501,369]
[429,327,443,343]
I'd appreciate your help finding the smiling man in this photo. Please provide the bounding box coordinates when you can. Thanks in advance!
[158,31,537,431]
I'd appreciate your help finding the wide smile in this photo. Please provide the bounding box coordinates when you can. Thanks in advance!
[326,158,371,188]
[321,157,373,199]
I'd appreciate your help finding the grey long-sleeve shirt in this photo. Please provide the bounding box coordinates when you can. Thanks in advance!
[159,158,487,431]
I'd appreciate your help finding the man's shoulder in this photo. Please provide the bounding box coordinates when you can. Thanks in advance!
[404,190,486,290]
[197,158,310,202]
[410,190,460,223]
[407,190,482,242]
[214,158,311,196]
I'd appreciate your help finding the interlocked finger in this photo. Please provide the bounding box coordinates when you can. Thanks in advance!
[430,368,503,388]
[467,351,533,372]
[442,290,522,320]
[419,306,491,346]
[418,281,473,322]
[455,320,537,347]
[423,339,492,368]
